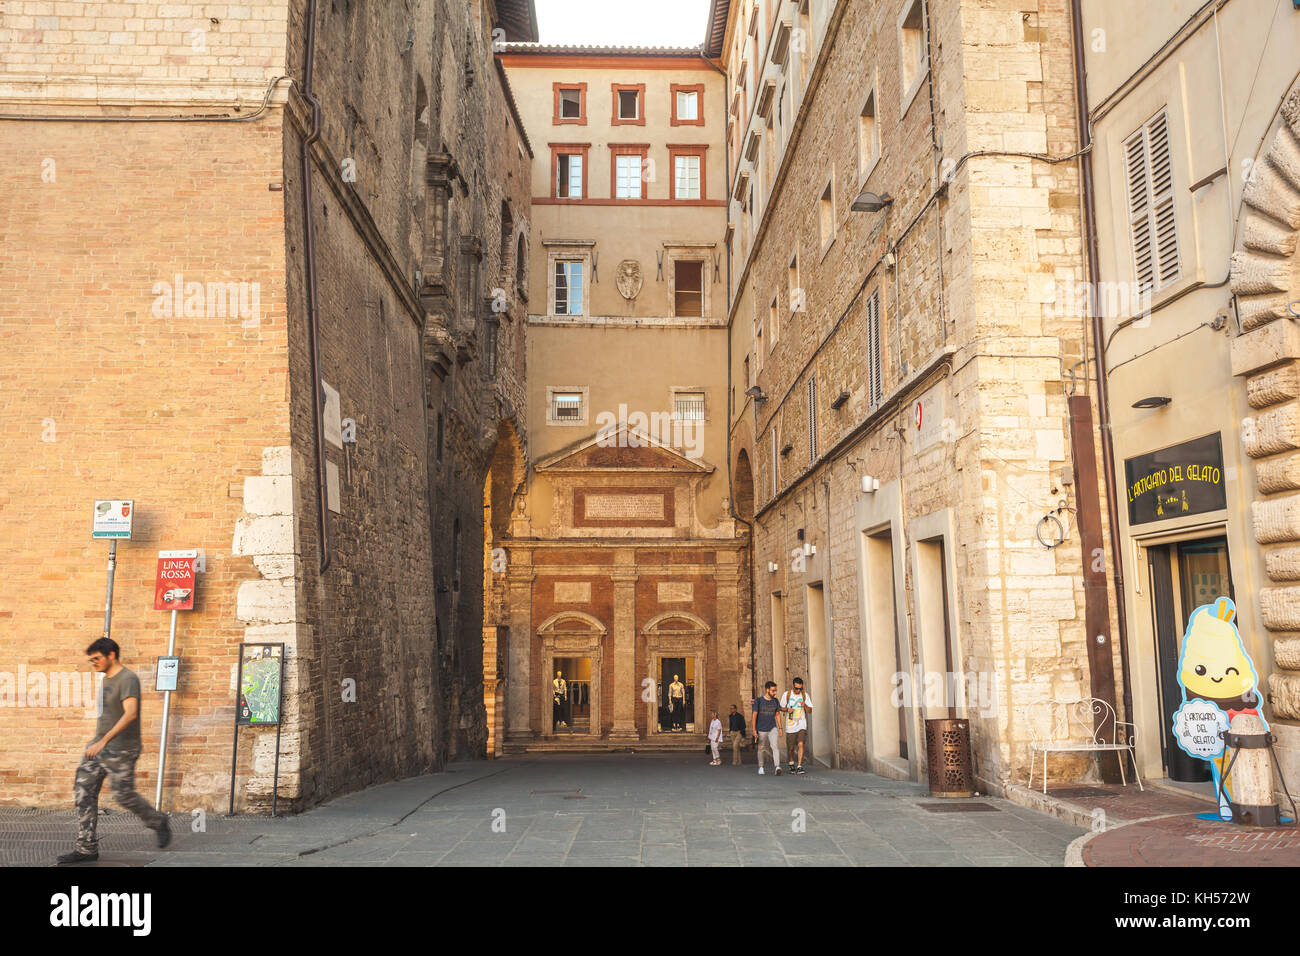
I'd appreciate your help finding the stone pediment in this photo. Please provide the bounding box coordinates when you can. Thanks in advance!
[536,426,713,474]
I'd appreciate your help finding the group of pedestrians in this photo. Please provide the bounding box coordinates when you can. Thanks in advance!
[706,676,813,775]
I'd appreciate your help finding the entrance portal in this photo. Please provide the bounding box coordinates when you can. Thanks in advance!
[1148,536,1233,782]
[551,657,592,734]
[657,657,696,733]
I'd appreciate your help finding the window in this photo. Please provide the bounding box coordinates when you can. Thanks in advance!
[674,154,700,199]
[674,260,704,317]
[788,251,801,313]
[515,233,527,291]
[552,146,588,199]
[899,0,928,105]
[769,296,779,347]
[859,88,879,180]
[671,83,705,126]
[818,179,834,249]
[554,260,585,315]
[674,392,706,421]
[553,83,587,124]
[611,145,648,199]
[611,84,645,126]
[1124,109,1181,296]
[754,304,764,373]
[550,391,585,423]
[669,145,707,200]
[808,377,819,461]
[866,290,882,408]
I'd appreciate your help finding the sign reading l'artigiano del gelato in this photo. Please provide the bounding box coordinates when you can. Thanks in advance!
[1123,433,1226,525]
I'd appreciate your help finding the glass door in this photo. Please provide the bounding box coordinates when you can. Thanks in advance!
[1148,535,1232,782]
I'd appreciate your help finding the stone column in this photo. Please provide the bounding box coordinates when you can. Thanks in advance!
[504,559,535,750]
[609,551,639,741]
[716,552,741,710]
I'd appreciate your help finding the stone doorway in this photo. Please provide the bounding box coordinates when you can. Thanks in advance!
[643,611,710,738]
[656,657,696,733]
[552,656,593,734]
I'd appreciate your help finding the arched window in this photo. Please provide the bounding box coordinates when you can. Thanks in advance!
[515,232,527,290]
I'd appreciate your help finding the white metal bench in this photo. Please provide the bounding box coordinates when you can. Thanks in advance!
[1027,697,1143,793]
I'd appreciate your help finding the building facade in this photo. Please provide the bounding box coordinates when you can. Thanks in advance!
[1083,0,1300,799]
[0,0,535,809]
[497,46,750,750]
[718,0,1121,790]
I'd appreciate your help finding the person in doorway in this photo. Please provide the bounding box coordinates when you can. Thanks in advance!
[728,704,747,765]
[668,673,686,731]
[781,677,812,774]
[552,670,567,732]
[707,711,723,765]
[57,638,171,864]
[752,681,784,775]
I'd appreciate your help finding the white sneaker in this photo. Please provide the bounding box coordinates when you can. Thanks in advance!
[758,767,765,775]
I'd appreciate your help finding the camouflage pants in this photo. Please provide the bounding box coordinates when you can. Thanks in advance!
[74,743,164,854]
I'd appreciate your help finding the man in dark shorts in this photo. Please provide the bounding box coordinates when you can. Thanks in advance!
[752,681,785,775]
[57,638,171,864]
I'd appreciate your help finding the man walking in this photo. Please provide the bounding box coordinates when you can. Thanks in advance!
[781,676,813,774]
[57,638,171,864]
[728,703,747,765]
[752,681,784,776]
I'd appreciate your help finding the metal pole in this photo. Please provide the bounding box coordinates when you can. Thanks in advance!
[229,645,243,816]
[154,609,178,809]
[103,540,118,640]
[271,651,285,817]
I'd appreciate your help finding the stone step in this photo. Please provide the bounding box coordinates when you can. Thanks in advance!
[511,735,712,754]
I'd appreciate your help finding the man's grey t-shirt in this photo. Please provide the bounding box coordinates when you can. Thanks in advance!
[96,668,142,753]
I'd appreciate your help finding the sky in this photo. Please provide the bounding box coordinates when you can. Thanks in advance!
[533,0,712,47]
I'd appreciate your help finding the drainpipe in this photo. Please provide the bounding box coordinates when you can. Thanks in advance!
[301,0,330,573]
[1071,0,1133,728]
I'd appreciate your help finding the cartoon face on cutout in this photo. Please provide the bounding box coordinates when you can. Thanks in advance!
[1177,597,1257,701]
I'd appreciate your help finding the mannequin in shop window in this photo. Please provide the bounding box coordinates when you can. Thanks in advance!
[553,671,568,731]
[669,674,686,731]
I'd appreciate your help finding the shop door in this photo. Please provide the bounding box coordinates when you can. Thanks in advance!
[1148,537,1232,782]
[658,658,692,732]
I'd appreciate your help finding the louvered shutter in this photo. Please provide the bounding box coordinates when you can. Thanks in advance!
[1124,109,1180,297]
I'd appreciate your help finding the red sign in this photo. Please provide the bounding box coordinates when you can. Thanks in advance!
[154,554,196,611]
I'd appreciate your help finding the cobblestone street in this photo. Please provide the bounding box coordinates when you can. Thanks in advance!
[2,755,1083,867]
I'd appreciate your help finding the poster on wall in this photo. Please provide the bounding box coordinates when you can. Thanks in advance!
[1170,597,1264,821]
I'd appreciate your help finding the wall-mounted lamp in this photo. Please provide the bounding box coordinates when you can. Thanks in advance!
[781,443,793,457]
[745,385,767,403]
[861,475,880,494]
[851,190,895,212]
[1131,396,1172,409]
[801,542,816,557]
[767,561,779,573]
[830,390,850,410]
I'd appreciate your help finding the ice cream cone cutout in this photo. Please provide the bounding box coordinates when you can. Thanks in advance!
[1171,597,1266,821]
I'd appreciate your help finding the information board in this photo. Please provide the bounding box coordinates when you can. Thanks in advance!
[92,499,134,538]
[236,644,284,726]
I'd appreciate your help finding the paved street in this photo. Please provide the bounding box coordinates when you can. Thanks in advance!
[2,754,1083,867]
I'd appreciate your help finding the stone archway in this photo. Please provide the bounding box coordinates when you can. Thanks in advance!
[1229,83,1300,736]
[482,420,526,756]
[734,448,755,520]
[642,611,712,736]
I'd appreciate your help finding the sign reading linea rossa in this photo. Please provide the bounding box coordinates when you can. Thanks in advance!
[1124,433,1226,525]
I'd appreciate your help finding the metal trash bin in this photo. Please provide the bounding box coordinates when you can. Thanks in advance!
[925,717,974,798]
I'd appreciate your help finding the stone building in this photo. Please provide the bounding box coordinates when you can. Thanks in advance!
[0,0,535,810]
[718,0,1119,789]
[495,45,749,751]
[1082,0,1300,800]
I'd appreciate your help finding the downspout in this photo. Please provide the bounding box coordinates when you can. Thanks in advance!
[703,47,754,700]
[301,0,330,573]
[1071,0,1133,727]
